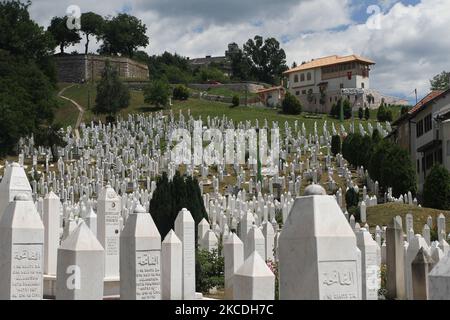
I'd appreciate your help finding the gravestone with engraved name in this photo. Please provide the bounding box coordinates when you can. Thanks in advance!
[56,221,104,300]
[0,194,45,300]
[120,205,161,300]
[97,185,121,279]
[279,185,359,300]
[356,228,380,300]
[175,208,196,300]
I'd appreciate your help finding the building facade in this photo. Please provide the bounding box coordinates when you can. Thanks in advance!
[283,55,375,113]
[390,89,450,193]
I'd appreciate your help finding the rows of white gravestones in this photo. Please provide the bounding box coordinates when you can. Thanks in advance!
[0,110,446,300]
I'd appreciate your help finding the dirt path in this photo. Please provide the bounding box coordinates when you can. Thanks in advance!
[58,84,84,140]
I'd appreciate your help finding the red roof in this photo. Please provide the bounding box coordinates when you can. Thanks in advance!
[409,90,445,115]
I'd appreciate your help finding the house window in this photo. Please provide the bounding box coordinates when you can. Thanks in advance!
[300,74,305,82]
[424,114,432,132]
[361,83,365,89]
[340,83,344,89]
[296,91,300,96]
[330,97,332,103]
[294,75,299,83]
[307,72,311,81]
[335,96,338,102]
[417,120,424,137]
[302,90,307,95]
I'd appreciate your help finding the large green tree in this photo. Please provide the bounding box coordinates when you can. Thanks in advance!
[99,13,149,58]
[94,60,130,120]
[47,16,81,54]
[80,12,104,54]
[243,35,288,84]
[144,79,171,108]
[430,71,450,91]
[423,165,450,210]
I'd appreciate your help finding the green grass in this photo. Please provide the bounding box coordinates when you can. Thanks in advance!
[367,203,450,232]
[203,86,258,99]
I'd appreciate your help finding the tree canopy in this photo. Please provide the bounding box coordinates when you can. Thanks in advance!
[430,71,450,91]
[47,16,81,54]
[80,12,105,54]
[423,165,450,210]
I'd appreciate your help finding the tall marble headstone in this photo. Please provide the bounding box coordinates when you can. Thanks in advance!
[56,221,104,300]
[411,248,433,300]
[279,185,359,300]
[174,208,196,300]
[43,191,60,275]
[97,185,121,279]
[0,194,44,300]
[356,228,380,300]
[162,230,182,300]
[386,216,406,300]
[120,205,161,300]
[224,233,244,299]
[428,252,450,300]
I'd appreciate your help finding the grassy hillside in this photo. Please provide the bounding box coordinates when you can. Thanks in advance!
[367,203,450,232]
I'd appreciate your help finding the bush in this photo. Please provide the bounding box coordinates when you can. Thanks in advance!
[331,135,341,156]
[173,85,189,100]
[282,92,302,115]
[377,103,393,122]
[196,248,224,294]
[345,187,359,210]
[231,95,240,107]
[364,107,370,120]
[358,107,363,120]
[330,99,351,119]
[423,165,450,210]
[144,79,171,108]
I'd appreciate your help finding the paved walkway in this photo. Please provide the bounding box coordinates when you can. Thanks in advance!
[58,84,84,140]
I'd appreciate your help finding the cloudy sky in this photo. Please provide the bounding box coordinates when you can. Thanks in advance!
[29,0,450,103]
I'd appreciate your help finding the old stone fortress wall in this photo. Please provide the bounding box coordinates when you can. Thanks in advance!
[54,54,150,83]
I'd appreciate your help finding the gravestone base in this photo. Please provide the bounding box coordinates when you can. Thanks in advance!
[43,276,120,299]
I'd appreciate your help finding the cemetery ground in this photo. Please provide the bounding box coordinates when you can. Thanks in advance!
[55,82,402,132]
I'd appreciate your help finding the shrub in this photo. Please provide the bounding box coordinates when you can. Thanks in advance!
[345,187,359,210]
[173,85,189,100]
[358,107,363,120]
[377,103,393,122]
[282,92,302,115]
[423,165,450,210]
[331,135,341,156]
[144,79,171,108]
[231,95,240,107]
[195,248,224,294]
[364,107,370,120]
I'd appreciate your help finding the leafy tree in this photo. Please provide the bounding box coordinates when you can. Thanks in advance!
[368,141,416,197]
[194,66,228,83]
[281,92,302,115]
[330,99,351,119]
[358,107,363,120]
[196,249,224,293]
[366,94,374,107]
[80,12,104,54]
[0,0,56,62]
[377,103,393,122]
[173,85,189,100]
[345,187,359,210]
[243,35,288,84]
[331,135,341,156]
[430,71,450,90]
[228,47,252,81]
[34,123,66,162]
[0,50,57,156]
[47,16,81,54]
[150,172,208,240]
[372,128,381,144]
[231,95,240,107]
[99,13,149,58]
[94,60,130,121]
[144,79,171,108]
[364,107,370,120]
[423,165,450,210]
[400,105,409,116]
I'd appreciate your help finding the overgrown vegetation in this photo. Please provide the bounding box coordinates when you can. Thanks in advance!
[195,248,224,294]
[423,165,450,210]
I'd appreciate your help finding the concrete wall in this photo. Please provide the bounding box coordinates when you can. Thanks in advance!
[54,54,149,83]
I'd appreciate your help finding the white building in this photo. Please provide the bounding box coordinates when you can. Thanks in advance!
[283,55,375,113]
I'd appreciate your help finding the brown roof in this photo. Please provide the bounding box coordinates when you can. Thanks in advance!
[284,55,375,75]
[408,90,445,115]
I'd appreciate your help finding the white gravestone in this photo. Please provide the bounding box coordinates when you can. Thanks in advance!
[97,185,121,279]
[279,185,360,300]
[428,252,450,300]
[0,194,44,300]
[198,218,210,242]
[262,222,275,262]
[174,208,196,300]
[43,191,60,276]
[162,230,182,300]
[224,233,244,299]
[56,221,104,300]
[233,251,275,300]
[245,225,266,260]
[0,163,33,221]
[356,228,380,300]
[85,207,97,238]
[120,205,161,300]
